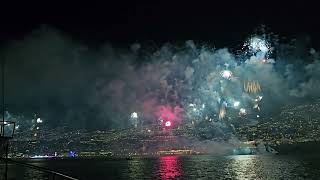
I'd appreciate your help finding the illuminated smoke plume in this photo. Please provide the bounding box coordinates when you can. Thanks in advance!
[2,26,320,132]
[155,105,184,126]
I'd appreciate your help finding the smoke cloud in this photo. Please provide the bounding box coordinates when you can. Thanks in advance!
[2,26,320,130]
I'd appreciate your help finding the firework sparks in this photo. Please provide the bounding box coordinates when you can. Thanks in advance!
[131,112,138,119]
[220,70,233,79]
[248,36,270,53]
[130,112,139,127]
[219,106,226,120]
[165,121,171,127]
[244,81,261,93]
[239,108,247,116]
[36,118,43,123]
[233,101,240,108]
[253,104,261,111]
[155,105,183,125]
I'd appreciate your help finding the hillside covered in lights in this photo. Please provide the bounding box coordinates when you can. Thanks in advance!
[6,100,320,157]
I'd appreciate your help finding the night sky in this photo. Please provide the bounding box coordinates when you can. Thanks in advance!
[0,1,319,47]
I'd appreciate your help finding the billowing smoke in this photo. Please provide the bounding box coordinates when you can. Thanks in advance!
[2,26,320,130]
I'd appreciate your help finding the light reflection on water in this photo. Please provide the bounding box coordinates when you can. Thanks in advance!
[1,155,320,179]
[229,155,258,179]
[158,156,182,179]
[227,155,312,180]
[127,158,147,179]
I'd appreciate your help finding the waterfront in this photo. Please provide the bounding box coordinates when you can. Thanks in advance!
[1,155,320,179]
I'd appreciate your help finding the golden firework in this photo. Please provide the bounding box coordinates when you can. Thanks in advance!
[244,81,261,93]
[219,106,226,120]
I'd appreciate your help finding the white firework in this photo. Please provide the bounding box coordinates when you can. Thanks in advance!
[130,112,138,119]
[239,108,247,116]
[36,118,43,123]
[233,101,240,108]
[249,37,269,53]
[130,112,139,128]
[220,70,233,79]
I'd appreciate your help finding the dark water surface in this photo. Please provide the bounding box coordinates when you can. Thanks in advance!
[1,155,320,179]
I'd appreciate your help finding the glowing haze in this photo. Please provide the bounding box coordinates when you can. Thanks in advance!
[2,26,320,130]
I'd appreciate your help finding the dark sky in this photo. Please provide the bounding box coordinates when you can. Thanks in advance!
[0,1,319,47]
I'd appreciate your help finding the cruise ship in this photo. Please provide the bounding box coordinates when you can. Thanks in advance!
[156,149,200,155]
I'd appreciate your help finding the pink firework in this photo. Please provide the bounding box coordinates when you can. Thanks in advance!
[155,105,184,126]
[165,121,171,127]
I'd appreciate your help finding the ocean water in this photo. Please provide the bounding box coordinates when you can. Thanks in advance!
[1,155,320,180]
